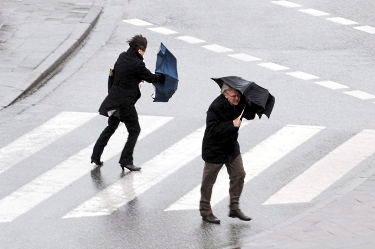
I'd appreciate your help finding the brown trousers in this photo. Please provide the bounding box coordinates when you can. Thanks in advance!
[199,154,246,217]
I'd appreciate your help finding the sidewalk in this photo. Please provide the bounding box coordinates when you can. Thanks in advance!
[237,175,375,249]
[0,0,104,110]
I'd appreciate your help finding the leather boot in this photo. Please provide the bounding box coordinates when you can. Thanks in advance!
[229,209,251,221]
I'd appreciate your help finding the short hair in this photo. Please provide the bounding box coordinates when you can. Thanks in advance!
[127,34,148,51]
[221,83,234,94]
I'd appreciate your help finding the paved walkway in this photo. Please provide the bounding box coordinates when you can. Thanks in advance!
[1,1,375,249]
[237,175,375,249]
[0,0,104,110]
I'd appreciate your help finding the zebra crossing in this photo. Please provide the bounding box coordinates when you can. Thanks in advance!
[263,129,375,205]
[0,112,97,175]
[165,124,324,211]
[0,111,374,223]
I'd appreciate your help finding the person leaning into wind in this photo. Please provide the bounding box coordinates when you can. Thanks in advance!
[91,34,165,172]
[200,83,257,224]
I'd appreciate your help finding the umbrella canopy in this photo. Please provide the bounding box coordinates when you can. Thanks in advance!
[211,76,275,118]
[152,43,178,102]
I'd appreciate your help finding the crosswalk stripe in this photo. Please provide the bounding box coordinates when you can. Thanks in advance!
[63,122,252,218]
[0,115,172,223]
[62,125,206,218]
[263,129,375,205]
[0,112,97,175]
[165,124,324,211]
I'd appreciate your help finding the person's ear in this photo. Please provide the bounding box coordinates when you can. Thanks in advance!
[138,48,145,55]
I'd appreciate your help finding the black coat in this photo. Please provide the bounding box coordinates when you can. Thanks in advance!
[99,47,164,119]
[202,94,256,164]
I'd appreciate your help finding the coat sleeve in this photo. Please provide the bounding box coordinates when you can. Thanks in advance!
[242,104,257,120]
[136,62,165,84]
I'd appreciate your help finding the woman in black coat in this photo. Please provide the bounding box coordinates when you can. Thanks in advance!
[92,35,165,171]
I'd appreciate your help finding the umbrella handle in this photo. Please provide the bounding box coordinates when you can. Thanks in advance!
[240,105,246,120]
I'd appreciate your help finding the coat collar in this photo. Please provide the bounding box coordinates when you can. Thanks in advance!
[126,47,144,61]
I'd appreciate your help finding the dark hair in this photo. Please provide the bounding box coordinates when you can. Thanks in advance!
[127,34,148,51]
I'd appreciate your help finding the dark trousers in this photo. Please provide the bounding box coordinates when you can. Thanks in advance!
[199,154,246,217]
[118,102,140,165]
[91,103,140,166]
[91,115,120,161]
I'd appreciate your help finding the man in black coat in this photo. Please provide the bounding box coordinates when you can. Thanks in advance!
[200,83,256,224]
[91,35,165,171]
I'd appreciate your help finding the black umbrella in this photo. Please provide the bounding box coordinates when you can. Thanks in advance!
[211,76,275,118]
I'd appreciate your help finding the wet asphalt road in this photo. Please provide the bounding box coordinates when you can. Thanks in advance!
[1,0,375,248]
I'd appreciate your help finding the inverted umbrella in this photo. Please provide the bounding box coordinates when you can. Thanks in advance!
[211,76,275,118]
[152,43,178,102]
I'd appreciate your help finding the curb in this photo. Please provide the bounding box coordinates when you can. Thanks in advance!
[0,5,103,110]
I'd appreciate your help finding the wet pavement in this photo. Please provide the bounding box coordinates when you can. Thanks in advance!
[0,0,104,110]
[236,175,375,249]
[1,1,375,249]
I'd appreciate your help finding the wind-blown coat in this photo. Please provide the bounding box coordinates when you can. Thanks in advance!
[202,94,256,164]
[99,47,164,120]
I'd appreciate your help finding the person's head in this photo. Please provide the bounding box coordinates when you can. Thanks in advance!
[222,83,241,106]
[127,34,147,55]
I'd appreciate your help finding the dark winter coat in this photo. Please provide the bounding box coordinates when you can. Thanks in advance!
[99,47,164,120]
[202,94,257,164]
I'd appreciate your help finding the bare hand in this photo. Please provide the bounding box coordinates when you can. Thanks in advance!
[233,116,242,128]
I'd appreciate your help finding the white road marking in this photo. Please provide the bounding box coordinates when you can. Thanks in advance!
[343,90,375,100]
[129,17,374,105]
[286,71,319,80]
[354,26,375,34]
[228,53,261,62]
[272,0,301,8]
[263,129,375,204]
[0,112,97,175]
[202,44,233,53]
[63,126,207,218]
[176,36,206,44]
[148,27,178,35]
[258,62,290,71]
[298,9,329,17]
[326,17,358,25]
[314,81,349,90]
[165,125,324,211]
[0,116,172,223]
[271,2,374,37]
[122,19,153,26]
